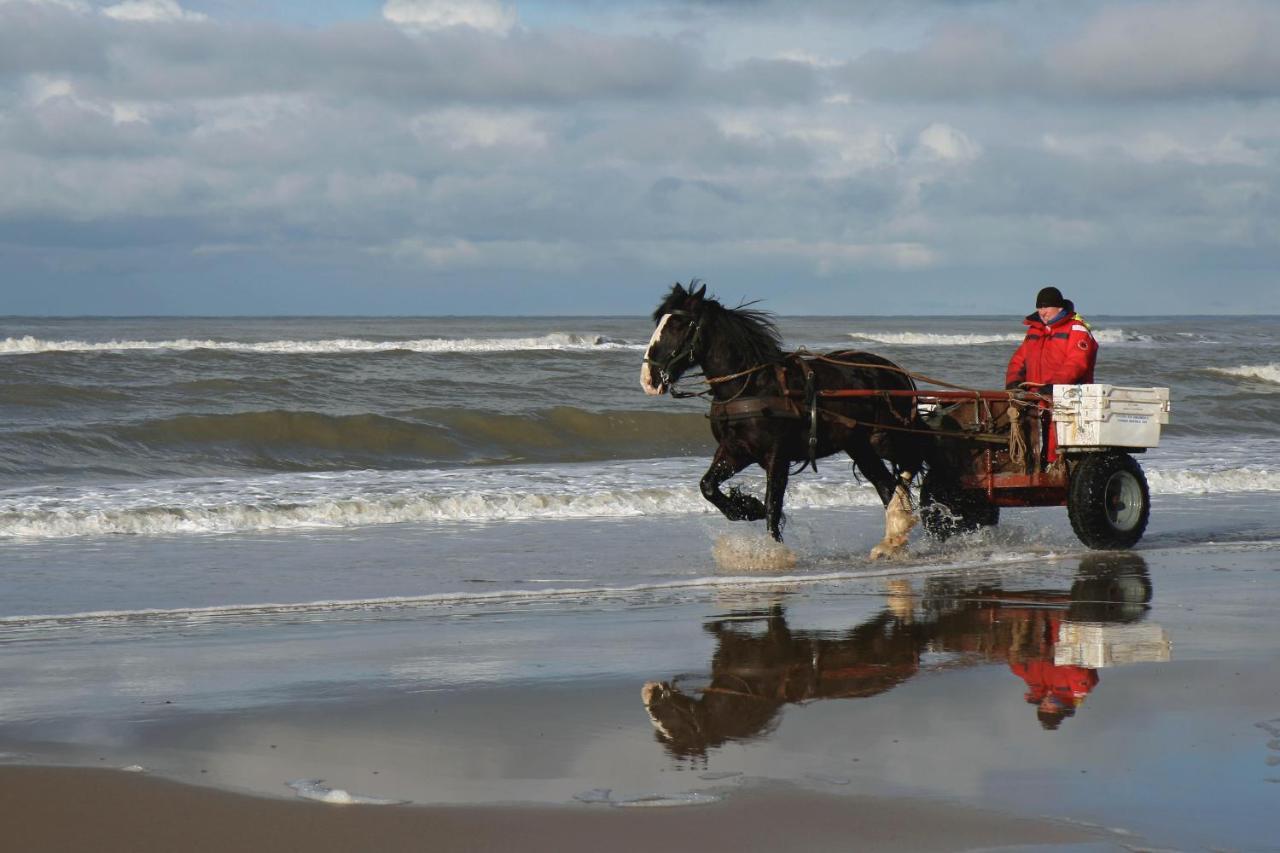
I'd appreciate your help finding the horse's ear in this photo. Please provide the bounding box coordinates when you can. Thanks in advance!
[672,282,687,297]
[693,282,707,299]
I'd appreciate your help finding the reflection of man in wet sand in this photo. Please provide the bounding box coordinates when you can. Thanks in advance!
[1006,608,1099,730]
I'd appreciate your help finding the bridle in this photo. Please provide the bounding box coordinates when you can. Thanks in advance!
[644,308,705,397]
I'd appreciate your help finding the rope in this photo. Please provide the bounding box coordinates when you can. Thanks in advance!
[706,364,772,385]
[679,348,1054,444]
[1008,411,1027,467]
[799,349,980,393]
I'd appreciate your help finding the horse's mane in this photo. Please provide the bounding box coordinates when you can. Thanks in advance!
[653,281,784,365]
[704,300,784,365]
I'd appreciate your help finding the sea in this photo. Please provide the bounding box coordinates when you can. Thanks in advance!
[5,314,1280,847]
[1,313,1278,624]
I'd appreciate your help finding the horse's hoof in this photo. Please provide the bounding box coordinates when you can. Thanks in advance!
[869,538,908,560]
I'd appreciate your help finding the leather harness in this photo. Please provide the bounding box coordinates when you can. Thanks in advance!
[708,354,895,473]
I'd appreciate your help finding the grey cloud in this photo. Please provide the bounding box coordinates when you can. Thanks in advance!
[0,4,813,106]
[2,0,1279,314]
[841,1,1280,101]
[0,94,165,157]
[0,3,110,77]
[841,25,1044,100]
[1048,1,1280,99]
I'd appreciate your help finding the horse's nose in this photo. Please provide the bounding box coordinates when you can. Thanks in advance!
[641,360,665,395]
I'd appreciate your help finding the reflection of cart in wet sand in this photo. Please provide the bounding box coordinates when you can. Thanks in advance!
[853,383,1169,549]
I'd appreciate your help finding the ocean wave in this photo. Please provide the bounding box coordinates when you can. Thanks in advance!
[6,407,713,472]
[0,479,882,540]
[849,332,1024,346]
[1204,363,1280,385]
[0,333,640,356]
[848,329,1145,346]
[2,462,1278,540]
[1145,467,1280,495]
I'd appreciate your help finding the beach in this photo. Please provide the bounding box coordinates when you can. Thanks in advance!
[3,315,1280,850]
[4,767,1111,853]
[4,502,1280,850]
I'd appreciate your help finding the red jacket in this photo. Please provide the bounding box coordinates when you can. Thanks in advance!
[1005,301,1098,389]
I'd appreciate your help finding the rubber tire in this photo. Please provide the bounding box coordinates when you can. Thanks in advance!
[1067,452,1151,550]
[920,473,1000,540]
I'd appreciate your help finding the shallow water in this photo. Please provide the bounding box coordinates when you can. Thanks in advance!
[2,510,1279,850]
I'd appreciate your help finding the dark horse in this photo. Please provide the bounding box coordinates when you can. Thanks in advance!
[641,281,941,557]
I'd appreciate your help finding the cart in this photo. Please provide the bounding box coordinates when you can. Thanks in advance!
[820,384,1171,549]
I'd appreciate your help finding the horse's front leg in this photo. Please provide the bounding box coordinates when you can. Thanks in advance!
[764,450,790,542]
[700,446,765,522]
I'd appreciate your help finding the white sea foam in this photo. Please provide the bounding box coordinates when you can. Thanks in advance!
[1,459,1277,541]
[1145,468,1280,495]
[0,554,1057,628]
[1205,363,1280,385]
[0,468,882,540]
[287,779,403,805]
[614,792,722,807]
[849,328,1144,346]
[849,332,1023,346]
[0,333,639,356]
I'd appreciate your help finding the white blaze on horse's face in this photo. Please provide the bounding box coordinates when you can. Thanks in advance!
[641,313,673,395]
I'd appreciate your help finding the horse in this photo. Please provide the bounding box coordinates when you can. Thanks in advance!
[640,280,943,558]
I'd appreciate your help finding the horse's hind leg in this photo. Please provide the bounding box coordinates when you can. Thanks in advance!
[701,447,765,522]
[848,435,917,559]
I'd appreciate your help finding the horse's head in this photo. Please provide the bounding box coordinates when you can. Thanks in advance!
[641,280,708,395]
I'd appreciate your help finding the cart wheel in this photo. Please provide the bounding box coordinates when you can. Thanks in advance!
[920,474,999,540]
[1067,452,1150,550]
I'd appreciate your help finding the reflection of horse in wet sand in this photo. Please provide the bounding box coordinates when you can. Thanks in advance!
[642,607,920,757]
[643,553,1162,756]
[641,282,952,558]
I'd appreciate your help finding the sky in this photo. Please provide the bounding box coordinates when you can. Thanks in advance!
[1,0,1278,315]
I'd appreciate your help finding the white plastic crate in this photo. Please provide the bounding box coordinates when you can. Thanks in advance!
[1053,384,1170,449]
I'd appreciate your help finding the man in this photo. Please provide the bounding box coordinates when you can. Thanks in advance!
[1005,286,1099,462]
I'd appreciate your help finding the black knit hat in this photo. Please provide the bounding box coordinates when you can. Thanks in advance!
[1036,286,1065,308]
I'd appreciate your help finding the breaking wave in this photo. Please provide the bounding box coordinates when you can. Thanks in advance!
[2,463,1278,540]
[0,480,882,540]
[1205,363,1280,385]
[0,333,639,356]
[1145,467,1280,495]
[3,407,713,473]
[849,329,1145,346]
[849,332,1023,346]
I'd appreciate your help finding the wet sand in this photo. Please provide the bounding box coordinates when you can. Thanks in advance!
[2,766,1106,853]
[4,501,1280,850]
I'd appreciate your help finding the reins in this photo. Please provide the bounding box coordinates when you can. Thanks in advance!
[693,350,1050,469]
[646,309,1049,465]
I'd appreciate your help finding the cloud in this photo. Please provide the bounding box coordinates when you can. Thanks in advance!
[915,122,980,163]
[843,23,1042,101]
[1048,0,1280,99]
[1,0,1279,313]
[410,107,549,150]
[102,0,206,23]
[383,236,584,271]
[841,1,1280,102]
[382,0,515,35]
